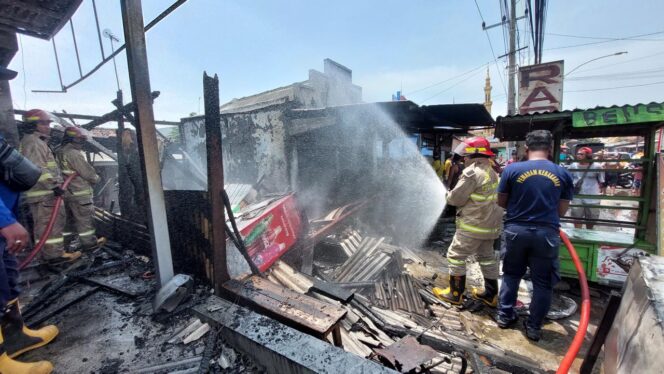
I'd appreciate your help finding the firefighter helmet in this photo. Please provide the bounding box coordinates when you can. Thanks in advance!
[63,126,88,143]
[22,109,52,125]
[459,136,495,157]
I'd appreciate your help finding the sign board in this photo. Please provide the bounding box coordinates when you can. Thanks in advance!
[572,102,664,127]
[596,245,649,283]
[518,60,564,114]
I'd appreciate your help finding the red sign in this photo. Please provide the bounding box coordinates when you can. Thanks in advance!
[237,194,302,272]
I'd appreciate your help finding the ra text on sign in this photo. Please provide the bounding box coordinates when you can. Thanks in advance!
[518,61,564,115]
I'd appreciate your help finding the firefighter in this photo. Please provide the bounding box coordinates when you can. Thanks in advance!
[433,136,503,306]
[20,110,80,263]
[56,127,103,251]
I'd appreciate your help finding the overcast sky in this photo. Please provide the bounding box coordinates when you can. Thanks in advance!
[8,0,664,122]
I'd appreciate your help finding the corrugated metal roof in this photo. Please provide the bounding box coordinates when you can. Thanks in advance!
[0,0,83,40]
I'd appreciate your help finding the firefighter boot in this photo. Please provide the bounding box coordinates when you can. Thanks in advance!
[471,278,499,307]
[432,275,466,305]
[1,299,59,358]
[0,328,53,374]
[47,250,82,264]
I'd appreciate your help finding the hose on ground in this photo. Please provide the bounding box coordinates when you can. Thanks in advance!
[557,229,591,374]
[19,173,77,270]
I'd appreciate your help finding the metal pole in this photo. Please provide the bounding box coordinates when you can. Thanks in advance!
[203,73,229,290]
[120,0,174,287]
[507,0,517,115]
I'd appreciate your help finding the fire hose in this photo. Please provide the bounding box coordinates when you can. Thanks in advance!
[557,229,591,374]
[19,173,77,270]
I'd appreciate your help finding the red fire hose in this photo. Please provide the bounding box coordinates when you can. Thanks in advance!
[557,229,591,374]
[19,173,77,270]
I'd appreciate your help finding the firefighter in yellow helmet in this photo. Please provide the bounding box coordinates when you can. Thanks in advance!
[20,110,81,263]
[56,126,103,251]
[433,136,503,306]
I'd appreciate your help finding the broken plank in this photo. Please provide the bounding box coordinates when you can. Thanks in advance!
[223,276,346,337]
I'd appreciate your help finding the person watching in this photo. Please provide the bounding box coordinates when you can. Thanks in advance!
[569,147,604,229]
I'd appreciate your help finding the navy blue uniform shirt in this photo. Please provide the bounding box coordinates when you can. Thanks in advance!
[498,159,574,228]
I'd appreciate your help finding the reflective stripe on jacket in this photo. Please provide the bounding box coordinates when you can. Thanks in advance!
[56,143,100,200]
[19,133,62,203]
[447,158,503,240]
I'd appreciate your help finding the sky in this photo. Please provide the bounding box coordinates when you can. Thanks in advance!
[7,0,664,123]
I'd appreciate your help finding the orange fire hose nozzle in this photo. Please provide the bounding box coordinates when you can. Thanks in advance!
[19,173,77,270]
[557,229,591,374]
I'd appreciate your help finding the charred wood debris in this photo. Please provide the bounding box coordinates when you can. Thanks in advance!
[21,203,542,373]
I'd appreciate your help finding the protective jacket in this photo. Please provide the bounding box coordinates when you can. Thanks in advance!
[55,144,99,201]
[447,158,503,240]
[19,133,62,203]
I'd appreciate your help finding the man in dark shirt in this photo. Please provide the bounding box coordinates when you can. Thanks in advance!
[494,130,574,341]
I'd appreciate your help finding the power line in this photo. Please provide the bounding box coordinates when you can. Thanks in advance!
[474,0,508,96]
[420,68,486,103]
[546,30,664,50]
[566,67,664,81]
[566,80,664,93]
[543,30,664,41]
[407,63,488,96]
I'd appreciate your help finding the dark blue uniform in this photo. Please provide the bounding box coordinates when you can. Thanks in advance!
[0,181,21,310]
[497,160,574,331]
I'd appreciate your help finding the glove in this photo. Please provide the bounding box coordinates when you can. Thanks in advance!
[52,187,65,197]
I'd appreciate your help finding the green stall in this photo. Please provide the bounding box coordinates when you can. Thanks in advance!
[496,103,664,286]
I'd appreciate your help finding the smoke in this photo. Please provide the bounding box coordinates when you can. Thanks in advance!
[294,104,447,248]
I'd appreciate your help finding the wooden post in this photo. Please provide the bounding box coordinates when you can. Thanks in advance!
[203,73,229,290]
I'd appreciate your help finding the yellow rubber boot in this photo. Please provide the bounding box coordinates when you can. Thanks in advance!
[2,299,59,358]
[471,278,498,307]
[0,329,53,374]
[432,275,466,305]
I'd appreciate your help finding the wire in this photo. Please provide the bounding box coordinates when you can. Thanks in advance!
[546,30,664,50]
[18,34,27,109]
[566,80,664,93]
[474,0,508,96]
[407,63,488,96]
[543,30,664,41]
[420,68,486,103]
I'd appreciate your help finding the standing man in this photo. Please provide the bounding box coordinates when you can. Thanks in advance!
[569,147,603,229]
[432,137,503,306]
[56,127,102,251]
[20,110,80,263]
[506,149,519,166]
[495,130,573,341]
[0,66,55,373]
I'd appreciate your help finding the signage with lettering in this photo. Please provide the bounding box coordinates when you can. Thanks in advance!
[572,102,664,127]
[518,61,564,115]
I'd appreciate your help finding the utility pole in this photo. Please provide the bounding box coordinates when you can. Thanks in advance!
[507,0,517,115]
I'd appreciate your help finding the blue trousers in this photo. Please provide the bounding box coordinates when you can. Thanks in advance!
[498,225,560,330]
[0,239,20,315]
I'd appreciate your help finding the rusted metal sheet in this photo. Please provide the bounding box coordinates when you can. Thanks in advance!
[223,275,346,337]
[604,256,664,374]
[121,0,174,287]
[0,0,82,40]
[374,336,439,373]
[373,275,427,316]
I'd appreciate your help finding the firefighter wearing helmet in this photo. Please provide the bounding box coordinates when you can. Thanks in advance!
[55,127,103,251]
[19,110,81,263]
[433,136,503,306]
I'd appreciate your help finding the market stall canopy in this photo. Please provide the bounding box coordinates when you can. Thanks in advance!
[495,102,664,141]
[0,0,82,40]
[288,101,494,135]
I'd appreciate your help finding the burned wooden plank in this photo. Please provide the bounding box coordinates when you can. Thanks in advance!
[223,276,346,337]
[78,277,141,298]
[194,296,396,374]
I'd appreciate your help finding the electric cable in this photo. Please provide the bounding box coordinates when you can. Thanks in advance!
[546,30,664,50]
[566,80,664,93]
[421,68,486,103]
[407,62,488,96]
[474,0,508,96]
[543,30,664,41]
